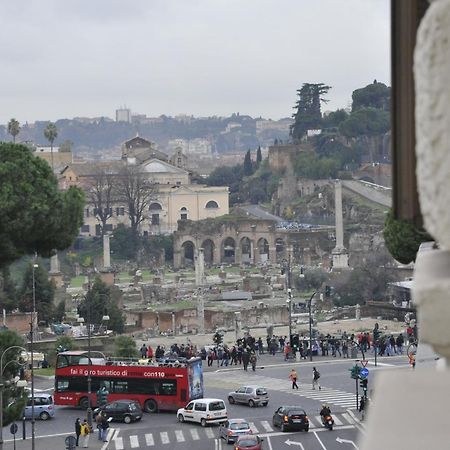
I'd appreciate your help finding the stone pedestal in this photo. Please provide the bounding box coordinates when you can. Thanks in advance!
[99,271,114,286]
[219,271,227,280]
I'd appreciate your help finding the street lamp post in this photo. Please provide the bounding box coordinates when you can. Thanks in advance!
[0,346,29,448]
[30,261,38,450]
[308,291,318,362]
[286,297,292,348]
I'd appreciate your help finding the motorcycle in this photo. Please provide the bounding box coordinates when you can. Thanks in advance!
[321,414,334,430]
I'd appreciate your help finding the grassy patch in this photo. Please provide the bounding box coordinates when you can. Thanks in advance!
[34,368,54,377]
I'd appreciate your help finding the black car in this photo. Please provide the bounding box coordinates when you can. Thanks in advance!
[272,406,309,432]
[94,400,142,424]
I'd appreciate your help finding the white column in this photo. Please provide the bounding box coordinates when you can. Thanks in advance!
[49,254,60,274]
[334,180,344,250]
[103,234,111,269]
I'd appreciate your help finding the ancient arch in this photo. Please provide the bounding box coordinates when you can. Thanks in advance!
[240,236,252,263]
[181,240,195,266]
[257,237,270,263]
[201,239,215,265]
[275,238,285,262]
[222,237,236,264]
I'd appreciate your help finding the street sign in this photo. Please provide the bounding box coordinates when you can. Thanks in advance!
[360,367,369,378]
[10,423,18,435]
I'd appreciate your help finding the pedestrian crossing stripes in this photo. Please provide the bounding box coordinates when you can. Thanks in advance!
[207,371,358,408]
[110,413,356,449]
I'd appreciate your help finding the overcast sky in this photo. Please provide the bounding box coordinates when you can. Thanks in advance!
[0,0,390,124]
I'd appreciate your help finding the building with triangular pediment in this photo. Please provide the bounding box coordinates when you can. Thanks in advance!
[59,137,228,236]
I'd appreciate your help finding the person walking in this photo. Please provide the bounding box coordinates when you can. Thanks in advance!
[75,418,81,447]
[289,368,299,389]
[95,412,103,440]
[250,352,257,371]
[312,367,321,390]
[100,414,109,442]
[80,419,91,448]
[359,396,366,421]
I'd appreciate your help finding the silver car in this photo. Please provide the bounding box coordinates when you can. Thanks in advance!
[227,385,269,407]
[219,418,252,444]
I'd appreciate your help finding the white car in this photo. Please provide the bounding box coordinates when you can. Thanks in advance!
[177,398,227,427]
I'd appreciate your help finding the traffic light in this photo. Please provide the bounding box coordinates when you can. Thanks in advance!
[97,387,108,406]
[213,332,223,346]
[373,327,381,344]
[288,288,292,299]
[290,334,299,349]
[349,364,360,379]
[360,378,368,395]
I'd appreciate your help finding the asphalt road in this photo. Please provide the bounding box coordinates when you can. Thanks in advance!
[1,353,409,450]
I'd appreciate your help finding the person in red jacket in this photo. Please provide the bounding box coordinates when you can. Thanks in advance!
[147,346,154,361]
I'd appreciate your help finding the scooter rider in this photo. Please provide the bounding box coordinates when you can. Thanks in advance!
[320,404,331,418]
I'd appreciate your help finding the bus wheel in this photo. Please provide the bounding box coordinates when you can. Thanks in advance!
[79,397,89,409]
[144,399,158,413]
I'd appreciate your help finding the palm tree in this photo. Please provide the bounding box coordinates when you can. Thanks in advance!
[44,122,58,170]
[7,118,20,143]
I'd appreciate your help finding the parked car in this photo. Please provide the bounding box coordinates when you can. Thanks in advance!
[94,399,142,424]
[234,435,264,450]
[272,406,309,432]
[219,418,252,444]
[228,386,269,407]
[24,393,55,421]
[177,398,227,427]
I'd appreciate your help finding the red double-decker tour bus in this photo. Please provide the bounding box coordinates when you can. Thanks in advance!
[54,351,204,413]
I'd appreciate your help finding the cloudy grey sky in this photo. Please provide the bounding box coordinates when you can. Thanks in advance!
[0,0,390,124]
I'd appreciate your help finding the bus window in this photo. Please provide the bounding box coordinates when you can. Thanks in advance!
[56,379,69,392]
[113,380,128,393]
[160,381,176,396]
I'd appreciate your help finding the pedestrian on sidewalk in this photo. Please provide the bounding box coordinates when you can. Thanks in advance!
[289,368,299,389]
[80,419,91,448]
[312,367,321,390]
[250,352,257,371]
[75,418,81,447]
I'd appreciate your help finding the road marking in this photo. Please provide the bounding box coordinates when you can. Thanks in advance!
[267,435,274,450]
[249,422,259,433]
[114,436,124,450]
[205,427,215,438]
[190,428,200,440]
[333,416,343,426]
[336,437,359,448]
[285,439,305,448]
[313,431,327,450]
[308,418,317,428]
[130,435,139,448]
[261,420,273,432]
[145,433,154,446]
[160,431,170,444]
[175,429,185,442]
[342,413,355,424]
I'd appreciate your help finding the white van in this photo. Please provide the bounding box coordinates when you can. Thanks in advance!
[177,398,227,427]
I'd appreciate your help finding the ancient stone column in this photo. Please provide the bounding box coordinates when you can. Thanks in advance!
[103,234,111,269]
[332,180,349,269]
[195,248,205,286]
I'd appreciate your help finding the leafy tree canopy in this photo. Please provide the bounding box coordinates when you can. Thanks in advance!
[293,151,340,179]
[339,107,390,138]
[18,262,55,325]
[0,143,85,268]
[321,109,349,129]
[78,278,125,333]
[114,335,138,358]
[352,80,391,112]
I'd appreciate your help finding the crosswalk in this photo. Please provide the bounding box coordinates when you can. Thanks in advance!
[207,371,358,408]
[108,414,356,449]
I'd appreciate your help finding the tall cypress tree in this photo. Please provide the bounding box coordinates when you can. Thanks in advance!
[243,149,253,176]
[256,146,262,167]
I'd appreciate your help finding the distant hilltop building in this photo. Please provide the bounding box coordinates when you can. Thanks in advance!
[167,138,213,158]
[115,107,131,123]
[59,135,229,236]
